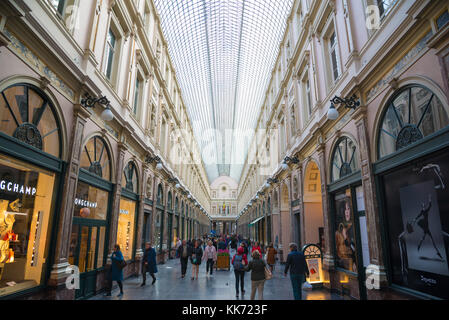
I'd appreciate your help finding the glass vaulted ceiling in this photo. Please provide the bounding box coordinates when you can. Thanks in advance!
[154,0,293,183]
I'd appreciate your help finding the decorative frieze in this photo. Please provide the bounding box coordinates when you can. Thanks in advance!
[4,29,75,100]
[366,31,433,102]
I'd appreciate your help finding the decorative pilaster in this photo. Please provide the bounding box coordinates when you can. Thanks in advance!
[134,164,149,262]
[107,142,126,259]
[296,163,306,247]
[48,104,90,287]
[353,106,388,293]
[317,143,334,270]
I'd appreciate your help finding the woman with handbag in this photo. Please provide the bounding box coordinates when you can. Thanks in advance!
[106,244,125,297]
[190,240,203,280]
[245,250,267,300]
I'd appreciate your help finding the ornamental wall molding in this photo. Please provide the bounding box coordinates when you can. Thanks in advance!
[4,28,75,100]
[366,30,433,102]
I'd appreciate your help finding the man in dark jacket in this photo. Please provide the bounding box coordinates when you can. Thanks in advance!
[176,240,191,278]
[284,243,310,300]
[141,242,157,286]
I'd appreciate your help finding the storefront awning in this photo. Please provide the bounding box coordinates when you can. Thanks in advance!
[248,216,264,226]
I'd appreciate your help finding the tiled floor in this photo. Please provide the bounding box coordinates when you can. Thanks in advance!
[89,256,343,301]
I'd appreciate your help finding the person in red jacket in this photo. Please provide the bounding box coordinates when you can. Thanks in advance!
[232,247,248,298]
[251,242,262,256]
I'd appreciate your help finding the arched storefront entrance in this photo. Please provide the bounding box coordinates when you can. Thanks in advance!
[0,83,64,298]
[70,135,113,299]
[280,183,291,262]
[303,161,325,250]
[374,84,449,299]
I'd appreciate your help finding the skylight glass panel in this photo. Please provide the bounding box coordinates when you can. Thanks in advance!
[154,0,293,183]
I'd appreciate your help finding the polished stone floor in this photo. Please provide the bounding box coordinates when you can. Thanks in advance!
[89,255,343,301]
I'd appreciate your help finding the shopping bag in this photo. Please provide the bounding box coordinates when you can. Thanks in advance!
[264,267,272,280]
[302,281,313,290]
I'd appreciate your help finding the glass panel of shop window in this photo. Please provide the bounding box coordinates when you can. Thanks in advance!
[2,86,25,126]
[37,103,60,158]
[74,182,108,220]
[78,226,89,273]
[87,227,97,271]
[355,186,370,268]
[0,93,17,137]
[68,224,79,266]
[28,87,44,126]
[96,227,105,268]
[334,190,359,273]
[0,154,55,296]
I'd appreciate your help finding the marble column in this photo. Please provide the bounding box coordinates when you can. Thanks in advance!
[48,104,90,296]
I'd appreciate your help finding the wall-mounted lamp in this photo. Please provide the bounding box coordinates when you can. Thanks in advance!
[81,94,114,122]
[265,178,279,188]
[281,156,299,170]
[145,155,163,170]
[327,94,360,121]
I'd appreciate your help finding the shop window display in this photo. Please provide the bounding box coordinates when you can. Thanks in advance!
[154,210,162,251]
[117,198,136,261]
[382,149,449,299]
[73,182,108,220]
[334,190,358,273]
[0,154,55,296]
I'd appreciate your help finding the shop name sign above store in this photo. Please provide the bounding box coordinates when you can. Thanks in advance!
[74,198,98,208]
[0,180,36,196]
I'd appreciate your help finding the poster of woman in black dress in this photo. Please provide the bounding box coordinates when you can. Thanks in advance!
[335,192,357,272]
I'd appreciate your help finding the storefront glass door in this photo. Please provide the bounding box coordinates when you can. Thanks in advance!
[69,224,105,299]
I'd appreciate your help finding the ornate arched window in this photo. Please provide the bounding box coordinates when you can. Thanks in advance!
[0,84,62,157]
[181,201,184,216]
[122,161,138,193]
[80,136,111,180]
[378,85,449,159]
[331,136,359,182]
[157,184,163,205]
[175,197,179,213]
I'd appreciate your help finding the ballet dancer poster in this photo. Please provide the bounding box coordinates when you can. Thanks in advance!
[399,181,449,276]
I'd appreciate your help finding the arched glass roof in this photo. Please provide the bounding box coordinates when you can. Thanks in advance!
[154,0,293,183]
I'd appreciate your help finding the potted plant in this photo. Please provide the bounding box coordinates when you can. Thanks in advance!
[216,249,230,270]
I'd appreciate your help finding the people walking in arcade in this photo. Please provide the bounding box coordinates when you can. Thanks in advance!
[141,242,157,286]
[232,246,248,298]
[284,243,310,300]
[203,240,217,277]
[105,244,125,297]
[245,250,266,300]
[190,240,203,280]
[177,240,191,278]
